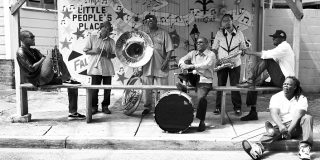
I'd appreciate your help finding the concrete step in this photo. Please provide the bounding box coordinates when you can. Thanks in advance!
[0,112,319,151]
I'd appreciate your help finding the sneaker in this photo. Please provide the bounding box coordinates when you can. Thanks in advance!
[64,79,81,84]
[176,82,187,93]
[242,140,264,160]
[68,112,86,120]
[235,109,242,116]
[213,108,221,115]
[142,109,150,115]
[237,80,255,89]
[102,107,111,114]
[240,110,258,121]
[299,143,311,160]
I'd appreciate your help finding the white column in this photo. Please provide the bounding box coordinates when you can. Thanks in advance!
[4,0,21,115]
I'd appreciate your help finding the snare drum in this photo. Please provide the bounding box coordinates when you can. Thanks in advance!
[154,90,194,133]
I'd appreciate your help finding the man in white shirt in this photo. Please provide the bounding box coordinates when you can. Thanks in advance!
[242,76,313,160]
[238,30,295,121]
[177,37,215,132]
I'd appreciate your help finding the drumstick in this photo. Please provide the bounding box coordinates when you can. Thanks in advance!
[134,114,145,136]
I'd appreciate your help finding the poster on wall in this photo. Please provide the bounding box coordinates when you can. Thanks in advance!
[58,0,254,86]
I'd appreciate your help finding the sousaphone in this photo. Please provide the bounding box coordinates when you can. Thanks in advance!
[116,30,153,115]
[116,30,153,68]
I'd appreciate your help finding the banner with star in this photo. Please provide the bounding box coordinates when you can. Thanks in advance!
[58,0,255,86]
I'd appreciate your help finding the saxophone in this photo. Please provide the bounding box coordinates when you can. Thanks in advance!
[213,50,243,71]
[51,45,62,78]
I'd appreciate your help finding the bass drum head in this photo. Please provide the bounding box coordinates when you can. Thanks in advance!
[122,76,143,115]
[155,90,194,133]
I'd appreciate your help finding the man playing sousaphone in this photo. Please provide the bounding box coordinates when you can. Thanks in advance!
[138,14,174,115]
[16,30,85,120]
[176,37,215,132]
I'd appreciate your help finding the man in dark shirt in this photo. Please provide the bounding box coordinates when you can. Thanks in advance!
[16,30,85,120]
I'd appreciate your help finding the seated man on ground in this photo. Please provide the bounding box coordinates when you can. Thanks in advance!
[238,30,295,121]
[16,30,85,120]
[176,37,215,132]
[242,76,313,160]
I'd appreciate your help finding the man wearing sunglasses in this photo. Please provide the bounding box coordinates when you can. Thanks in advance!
[139,14,174,115]
[177,37,215,131]
[17,30,85,120]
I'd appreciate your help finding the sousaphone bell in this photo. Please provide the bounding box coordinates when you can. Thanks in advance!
[116,30,153,68]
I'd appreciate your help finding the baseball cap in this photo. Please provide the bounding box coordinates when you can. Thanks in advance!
[269,30,286,39]
[100,21,112,29]
[144,14,157,21]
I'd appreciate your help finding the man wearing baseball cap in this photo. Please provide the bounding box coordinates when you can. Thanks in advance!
[237,30,295,121]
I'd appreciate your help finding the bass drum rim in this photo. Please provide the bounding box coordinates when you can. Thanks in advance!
[154,90,194,133]
[122,76,143,115]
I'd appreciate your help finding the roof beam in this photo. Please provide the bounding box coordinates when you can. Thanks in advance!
[10,0,26,15]
[285,0,304,20]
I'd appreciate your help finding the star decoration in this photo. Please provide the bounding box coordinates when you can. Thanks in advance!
[60,38,72,49]
[116,9,127,20]
[61,8,73,19]
[63,25,72,35]
[73,27,85,40]
[117,72,128,84]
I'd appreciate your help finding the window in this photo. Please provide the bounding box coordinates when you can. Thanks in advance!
[26,0,57,10]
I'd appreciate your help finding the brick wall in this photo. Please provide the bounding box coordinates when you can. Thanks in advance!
[0,59,14,89]
[265,9,320,93]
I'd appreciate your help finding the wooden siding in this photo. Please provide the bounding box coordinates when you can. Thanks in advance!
[0,3,5,59]
[0,4,58,58]
[20,8,58,54]
[265,9,320,92]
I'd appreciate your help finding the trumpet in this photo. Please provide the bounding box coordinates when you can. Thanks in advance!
[94,38,108,68]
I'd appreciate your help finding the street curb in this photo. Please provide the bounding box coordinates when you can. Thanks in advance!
[0,136,319,151]
[0,136,66,149]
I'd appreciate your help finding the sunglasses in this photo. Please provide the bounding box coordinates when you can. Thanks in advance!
[26,35,35,39]
[146,17,156,22]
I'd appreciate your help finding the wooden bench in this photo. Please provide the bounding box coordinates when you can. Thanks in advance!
[17,83,281,124]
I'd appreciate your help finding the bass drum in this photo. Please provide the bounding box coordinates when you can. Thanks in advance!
[155,90,194,133]
[122,76,143,115]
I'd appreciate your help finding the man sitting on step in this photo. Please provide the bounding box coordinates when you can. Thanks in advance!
[242,76,313,160]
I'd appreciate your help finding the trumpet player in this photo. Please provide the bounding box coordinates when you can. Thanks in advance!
[17,30,85,120]
[176,37,215,132]
[211,14,249,116]
[83,21,116,115]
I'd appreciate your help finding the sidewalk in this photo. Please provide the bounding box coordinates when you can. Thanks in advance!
[0,89,319,151]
